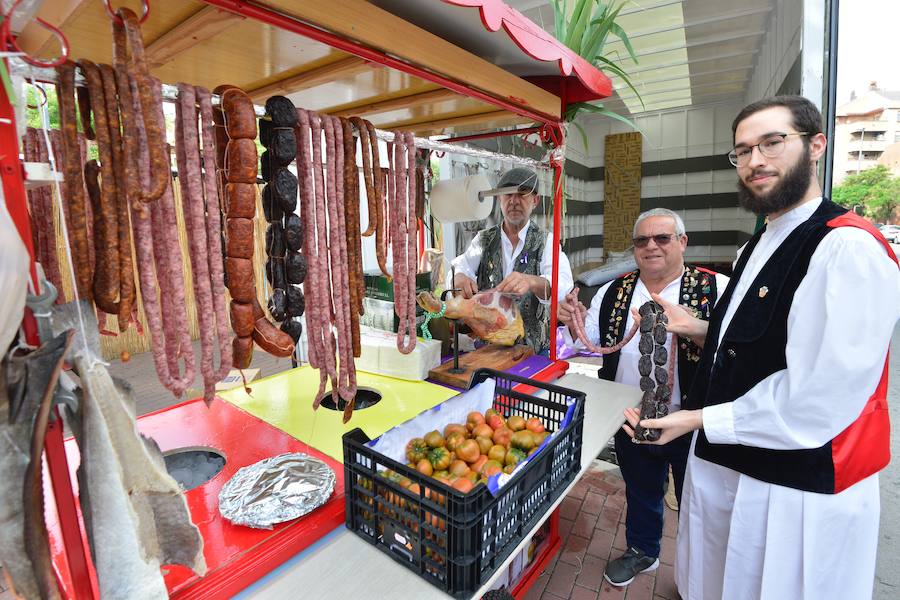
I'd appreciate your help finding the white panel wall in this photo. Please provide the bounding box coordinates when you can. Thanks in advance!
[746,0,803,102]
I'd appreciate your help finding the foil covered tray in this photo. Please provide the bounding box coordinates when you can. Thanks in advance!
[219,453,336,529]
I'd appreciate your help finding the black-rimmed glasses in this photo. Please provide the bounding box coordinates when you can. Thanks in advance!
[728,132,808,167]
[632,234,679,248]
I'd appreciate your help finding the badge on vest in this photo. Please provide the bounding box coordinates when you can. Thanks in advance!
[758,286,769,298]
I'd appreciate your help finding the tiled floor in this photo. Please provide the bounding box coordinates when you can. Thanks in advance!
[523,465,680,600]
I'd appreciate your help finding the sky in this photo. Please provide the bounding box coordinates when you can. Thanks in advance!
[837,0,900,104]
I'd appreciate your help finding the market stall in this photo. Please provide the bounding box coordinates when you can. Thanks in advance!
[0,1,632,598]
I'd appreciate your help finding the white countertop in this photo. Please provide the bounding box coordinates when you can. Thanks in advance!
[235,373,641,600]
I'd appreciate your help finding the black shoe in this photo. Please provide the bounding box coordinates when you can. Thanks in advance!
[603,546,659,586]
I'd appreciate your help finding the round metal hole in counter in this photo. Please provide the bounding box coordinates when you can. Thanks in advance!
[163,447,226,491]
[319,387,382,411]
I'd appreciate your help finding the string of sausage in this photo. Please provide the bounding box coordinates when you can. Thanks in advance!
[340,118,364,357]
[117,7,168,205]
[175,84,227,404]
[197,88,234,390]
[390,131,417,354]
[403,132,418,353]
[304,110,338,407]
[296,109,326,401]
[24,129,61,292]
[55,61,92,301]
[128,76,195,397]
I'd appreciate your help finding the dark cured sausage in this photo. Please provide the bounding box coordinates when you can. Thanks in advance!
[55,61,92,301]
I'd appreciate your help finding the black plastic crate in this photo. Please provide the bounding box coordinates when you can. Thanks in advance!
[343,368,585,598]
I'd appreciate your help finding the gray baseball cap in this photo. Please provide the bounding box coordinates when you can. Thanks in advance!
[497,167,539,195]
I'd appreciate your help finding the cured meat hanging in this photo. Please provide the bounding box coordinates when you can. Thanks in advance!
[221,87,294,367]
[632,301,677,442]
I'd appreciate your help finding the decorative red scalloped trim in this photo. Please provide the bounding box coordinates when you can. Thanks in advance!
[443,0,613,100]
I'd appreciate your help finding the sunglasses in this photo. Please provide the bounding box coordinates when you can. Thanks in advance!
[632,233,679,248]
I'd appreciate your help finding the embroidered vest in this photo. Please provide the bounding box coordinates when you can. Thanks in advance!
[689,199,896,493]
[596,267,718,407]
[476,221,548,352]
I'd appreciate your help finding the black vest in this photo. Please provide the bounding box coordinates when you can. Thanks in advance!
[689,199,850,493]
[475,221,548,352]
[597,266,718,407]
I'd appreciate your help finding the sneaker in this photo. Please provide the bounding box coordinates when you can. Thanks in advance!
[603,546,660,586]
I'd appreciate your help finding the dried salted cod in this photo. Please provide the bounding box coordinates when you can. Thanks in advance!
[73,357,207,600]
[0,331,71,600]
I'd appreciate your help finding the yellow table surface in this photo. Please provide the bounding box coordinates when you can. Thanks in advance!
[219,366,457,463]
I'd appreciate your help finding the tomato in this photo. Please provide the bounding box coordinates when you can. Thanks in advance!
[482,460,503,476]
[444,423,467,438]
[406,437,429,463]
[457,439,481,463]
[475,435,493,455]
[449,459,469,477]
[503,464,515,475]
[472,423,493,439]
[492,427,513,447]
[416,458,434,477]
[471,455,488,474]
[511,430,535,451]
[429,447,451,471]
[424,430,445,449]
[488,444,506,464]
[504,447,526,467]
[452,477,474,494]
[486,413,506,431]
[408,483,421,495]
[466,411,485,432]
[485,408,499,420]
[525,417,545,434]
[465,470,479,484]
[507,415,526,432]
[445,432,466,453]
[528,447,540,457]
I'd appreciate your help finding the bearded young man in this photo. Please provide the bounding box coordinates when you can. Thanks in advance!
[449,167,573,353]
[623,96,900,600]
[557,208,729,587]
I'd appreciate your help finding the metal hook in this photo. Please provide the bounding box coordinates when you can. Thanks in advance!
[104,0,151,25]
[25,82,48,109]
[1,0,70,68]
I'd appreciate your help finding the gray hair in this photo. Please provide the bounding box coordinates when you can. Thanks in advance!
[633,208,686,237]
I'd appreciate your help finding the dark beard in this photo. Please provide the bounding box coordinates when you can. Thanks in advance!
[737,147,813,216]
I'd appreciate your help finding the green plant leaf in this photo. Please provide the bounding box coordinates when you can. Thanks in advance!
[566,0,593,51]
[608,21,638,63]
[569,102,643,135]
[595,55,644,108]
[569,120,590,153]
[553,0,566,41]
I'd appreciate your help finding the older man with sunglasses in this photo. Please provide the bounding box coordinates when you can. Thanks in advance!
[557,207,729,587]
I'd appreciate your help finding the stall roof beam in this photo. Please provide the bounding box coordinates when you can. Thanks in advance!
[209,0,561,122]
[145,6,245,69]
[381,110,528,134]
[247,57,372,103]
[325,88,460,118]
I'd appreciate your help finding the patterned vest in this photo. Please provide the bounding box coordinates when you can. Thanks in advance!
[597,266,719,408]
[475,221,548,353]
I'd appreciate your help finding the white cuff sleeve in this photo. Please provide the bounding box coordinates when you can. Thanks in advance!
[702,403,738,445]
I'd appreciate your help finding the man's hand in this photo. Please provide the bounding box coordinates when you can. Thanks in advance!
[453,274,478,299]
[557,287,583,330]
[621,407,703,445]
[496,272,542,297]
[629,292,709,347]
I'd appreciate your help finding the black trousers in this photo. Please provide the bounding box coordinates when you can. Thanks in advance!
[613,428,692,558]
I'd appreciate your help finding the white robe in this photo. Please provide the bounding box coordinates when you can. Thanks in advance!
[676,197,900,600]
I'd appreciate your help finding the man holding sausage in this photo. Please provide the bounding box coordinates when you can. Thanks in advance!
[557,207,728,587]
[624,96,900,600]
[449,167,573,354]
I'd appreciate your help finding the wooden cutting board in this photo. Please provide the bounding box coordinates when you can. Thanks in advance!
[428,344,533,388]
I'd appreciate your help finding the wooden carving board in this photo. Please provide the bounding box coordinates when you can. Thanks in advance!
[428,344,533,388]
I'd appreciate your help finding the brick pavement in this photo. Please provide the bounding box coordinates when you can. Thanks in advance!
[523,464,680,600]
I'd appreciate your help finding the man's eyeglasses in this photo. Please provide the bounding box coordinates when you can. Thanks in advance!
[632,233,679,248]
[727,132,808,167]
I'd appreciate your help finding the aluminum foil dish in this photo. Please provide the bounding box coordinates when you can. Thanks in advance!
[218,453,336,529]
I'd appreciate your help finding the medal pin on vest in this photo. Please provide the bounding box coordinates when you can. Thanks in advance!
[758,286,769,298]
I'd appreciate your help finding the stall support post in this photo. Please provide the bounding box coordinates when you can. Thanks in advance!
[548,126,564,362]
[0,66,99,600]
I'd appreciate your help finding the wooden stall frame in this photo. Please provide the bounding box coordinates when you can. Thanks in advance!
[0,1,612,597]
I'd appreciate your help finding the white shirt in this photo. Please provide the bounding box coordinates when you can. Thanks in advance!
[448,220,574,304]
[565,268,730,411]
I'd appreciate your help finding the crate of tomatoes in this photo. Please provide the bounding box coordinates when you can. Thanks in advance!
[342,368,585,598]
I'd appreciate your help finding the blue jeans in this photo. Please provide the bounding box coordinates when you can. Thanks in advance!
[613,428,691,558]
